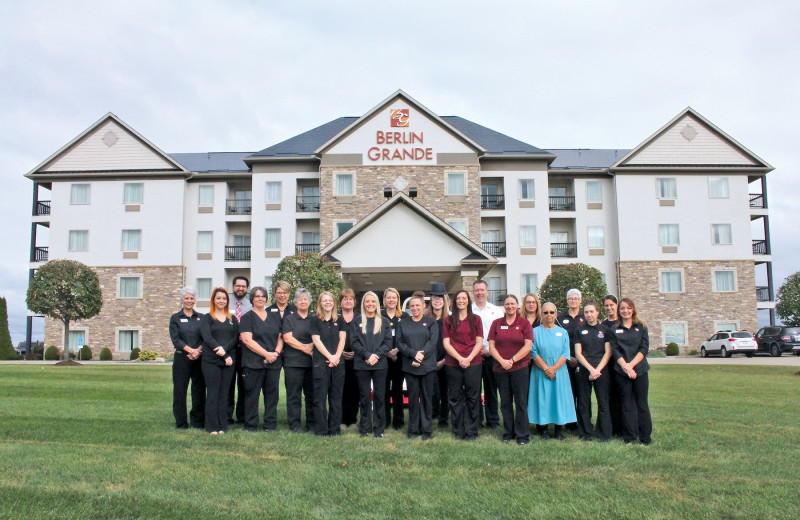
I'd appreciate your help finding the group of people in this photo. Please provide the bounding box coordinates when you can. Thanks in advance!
[170,277,652,445]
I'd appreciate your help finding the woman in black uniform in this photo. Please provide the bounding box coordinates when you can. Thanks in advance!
[383,287,405,430]
[574,300,612,441]
[281,288,315,433]
[351,291,393,438]
[426,283,450,428]
[311,291,347,436]
[169,286,205,429]
[339,289,360,429]
[199,287,237,435]
[602,294,623,437]
[608,298,652,445]
[397,294,439,440]
[238,286,283,432]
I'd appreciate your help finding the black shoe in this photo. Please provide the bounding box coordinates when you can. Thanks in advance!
[244,427,257,433]
[374,433,384,438]
[488,423,500,430]
[360,433,370,438]
[438,421,449,428]
[263,428,275,433]
[555,430,565,441]
[408,433,420,440]
[517,438,529,446]
[291,428,305,434]
[502,438,512,443]
[422,434,431,441]
[175,425,188,430]
[540,430,551,440]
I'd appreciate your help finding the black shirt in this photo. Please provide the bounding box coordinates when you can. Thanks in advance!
[238,309,283,370]
[350,316,393,371]
[557,311,585,356]
[267,303,297,328]
[310,316,347,365]
[169,309,203,355]
[199,313,238,366]
[282,312,313,368]
[608,322,651,375]
[574,322,611,366]
[397,315,439,375]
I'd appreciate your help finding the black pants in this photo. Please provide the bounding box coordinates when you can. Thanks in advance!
[432,366,449,425]
[313,363,345,436]
[406,371,435,436]
[385,358,405,428]
[480,360,500,427]
[617,371,652,444]
[575,365,611,441]
[447,364,482,439]
[172,352,205,428]
[356,368,387,436]
[202,362,234,433]
[284,366,314,431]
[495,368,530,442]
[341,358,360,426]
[227,344,245,423]
[608,368,624,437]
[242,366,281,430]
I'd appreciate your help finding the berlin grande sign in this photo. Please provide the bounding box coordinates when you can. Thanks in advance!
[366,109,433,161]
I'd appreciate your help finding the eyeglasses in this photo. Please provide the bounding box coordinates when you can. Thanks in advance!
[542,311,556,315]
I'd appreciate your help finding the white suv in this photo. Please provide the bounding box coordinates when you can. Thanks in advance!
[700,331,757,358]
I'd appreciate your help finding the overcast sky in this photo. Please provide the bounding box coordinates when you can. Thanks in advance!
[2,0,798,344]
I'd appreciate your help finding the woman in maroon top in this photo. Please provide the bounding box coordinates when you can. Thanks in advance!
[443,290,483,440]
[489,294,533,445]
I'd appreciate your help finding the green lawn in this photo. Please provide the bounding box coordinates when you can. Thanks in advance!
[1,364,798,519]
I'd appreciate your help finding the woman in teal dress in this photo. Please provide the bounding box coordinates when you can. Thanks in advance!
[528,302,577,440]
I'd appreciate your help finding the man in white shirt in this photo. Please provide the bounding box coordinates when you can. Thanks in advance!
[471,279,503,429]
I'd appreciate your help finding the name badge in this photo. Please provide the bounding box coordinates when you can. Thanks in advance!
[563,319,570,324]
[180,318,188,323]
[271,308,279,312]
[598,332,605,339]
[581,330,588,335]
[391,330,395,337]
[616,329,624,333]
[556,332,563,337]
[500,325,509,330]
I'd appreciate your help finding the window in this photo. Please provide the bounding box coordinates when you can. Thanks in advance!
[481,230,500,243]
[711,224,732,245]
[198,185,214,206]
[265,181,282,203]
[447,220,467,235]
[521,274,538,294]
[196,278,212,300]
[117,330,139,352]
[121,230,141,251]
[68,230,88,251]
[713,270,736,292]
[587,227,605,248]
[519,226,537,247]
[708,177,729,198]
[123,183,144,204]
[663,323,687,345]
[586,181,603,203]
[446,172,466,195]
[119,276,142,298]
[715,321,739,332]
[265,228,281,249]
[70,184,90,204]
[197,231,213,253]
[519,179,535,200]
[335,222,353,238]
[335,173,354,196]
[658,224,680,246]
[68,330,86,349]
[656,178,677,199]
[233,235,251,247]
[550,232,568,243]
[660,270,684,293]
[301,232,320,244]
[264,276,273,294]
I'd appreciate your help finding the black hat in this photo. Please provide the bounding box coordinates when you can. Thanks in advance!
[429,282,447,296]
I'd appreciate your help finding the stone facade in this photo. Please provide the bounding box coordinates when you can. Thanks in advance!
[319,164,482,247]
[618,260,758,350]
[44,265,184,359]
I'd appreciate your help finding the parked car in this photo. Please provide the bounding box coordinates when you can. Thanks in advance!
[754,326,800,357]
[700,331,758,358]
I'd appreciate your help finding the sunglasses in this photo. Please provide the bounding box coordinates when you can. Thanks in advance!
[542,311,555,315]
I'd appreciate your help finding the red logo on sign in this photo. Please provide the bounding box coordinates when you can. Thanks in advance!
[390,109,409,127]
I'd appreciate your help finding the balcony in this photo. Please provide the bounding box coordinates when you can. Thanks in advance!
[32,247,48,262]
[481,194,505,210]
[487,289,507,306]
[549,196,575,211]
[482,241,506,257]
[749,194,766,209]
[296,196,320,212]
[224,246,251,261]
[226,199,252,215]
[35,201,51,216]
[756,286,771,302]
[551,242,578,258]
[752,240,770,255]
[295,243,320,254]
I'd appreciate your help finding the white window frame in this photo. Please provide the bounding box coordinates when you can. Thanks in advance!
[446,219,468,236]
[655,177,677,199]
[117,274,143,299]
[519,225,537,247]
[711,224,733,245]
[445,171,467,196]
[708,177,730,199]
[70,184,90,205]
[659,269,685,293]
[68,230,89,252]
[586,181,603,203]
[265,181,282,203]
[121,229,142,251]
[518,179,535,200]
[712,269,737,292]
[123,182,144,204]
[587,226,605,249]
[334,172,355,196]
[198,185,215,206]
[334,221,355,238]
[662,322,688,346]
[116,328,141,352]
[66,328,89,349]
[197,231,213,253]
[658,224,680,246]
[714,320,740,332]
[265,228,281,250]
[520,274,538,295]
[196,278,212,301]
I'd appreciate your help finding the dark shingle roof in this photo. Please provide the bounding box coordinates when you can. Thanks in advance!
[169,152,252,172]
[547,149,630,170]
[249,117,358,158]
[441,116,551,156]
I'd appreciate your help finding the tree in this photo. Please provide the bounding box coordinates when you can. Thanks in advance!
[0,297,17,360]
[270,253,344,306]
[26,260,102,363]
[538,263,608,314]
[776,272,800,327]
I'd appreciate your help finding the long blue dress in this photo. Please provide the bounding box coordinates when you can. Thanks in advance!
[527,325,577,425]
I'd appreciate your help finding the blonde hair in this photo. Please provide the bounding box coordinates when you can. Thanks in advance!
[360,291,383,335]
[315,291,339,321]
[209,287,232,321]
[383,287,401,317]
[522,293,541,323]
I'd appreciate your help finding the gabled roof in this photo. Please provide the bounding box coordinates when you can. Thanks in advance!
[25,112,189,177]
[170,152,252,173]
[247,117,357,160]
[548,149,629,170]
[444,116,553,158]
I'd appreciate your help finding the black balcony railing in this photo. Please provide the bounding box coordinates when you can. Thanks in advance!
[752,239,770,255]
[551,242,578,258]
[482,241,506,257]
[487,289,508,306]
[32,247,48,262]
[295,243,320,254]
[749,194,766,209]
[296,196,320,212]
[756,286,771,302]
[224,246,251,261]
[481,194,505,210]
[549,196,575,211]
[35,201,51,216]
[226,199,252,215]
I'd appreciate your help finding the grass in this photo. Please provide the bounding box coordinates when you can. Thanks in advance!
[1,364,799,519]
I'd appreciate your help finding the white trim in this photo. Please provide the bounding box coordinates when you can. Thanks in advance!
[115,327,142,352]
[117,274,143,299]
[661,321,688,346]
[658,268,685,293]
[711,268,738,292]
